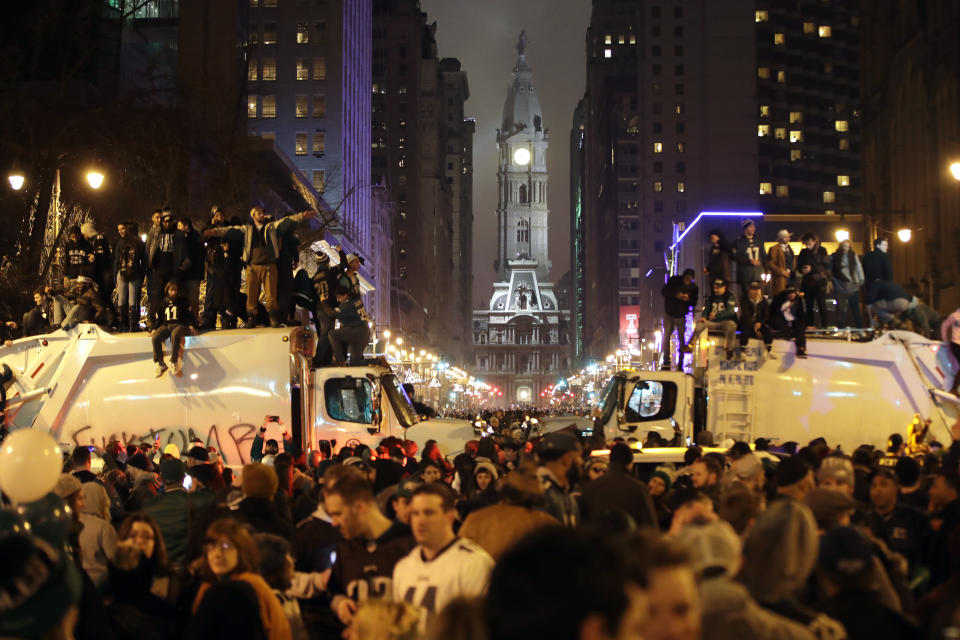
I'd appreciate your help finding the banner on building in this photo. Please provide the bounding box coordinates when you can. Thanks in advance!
[619,305,640,349]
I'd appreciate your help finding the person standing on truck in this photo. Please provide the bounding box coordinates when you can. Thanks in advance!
[62,224,95,287]
[797,232,831,328]
[704,229,732,288]
[866,279,911,329]
[146,212,182,330]
[204,206,315,328]
[863,236,893,288]
[311,247,344,367]
[114,221,147,332]
[338,252,370,324]
[329,285,370,366]
[176,217,205,323]
[831,238,865,328]
[767,229,795,297]
[733,219,765,303]
[769,284,807,358]
[81,221,113,319]
[738,281,773,357]
[690,279,739,360]
[660,268,698,370]
[151,281,194,377]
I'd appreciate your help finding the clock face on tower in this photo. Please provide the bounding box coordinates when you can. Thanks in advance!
[513,147,531,166]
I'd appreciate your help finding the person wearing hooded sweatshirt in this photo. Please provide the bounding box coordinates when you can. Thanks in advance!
[78,482,119,588]
[705,229,733,286]
[676,520,816,640]
[63,224,95,286]
[741,500,847,640]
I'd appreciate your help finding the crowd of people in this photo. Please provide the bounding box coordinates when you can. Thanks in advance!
[660,222,947,368]
[1,205,375,372]
[4,410,960,640]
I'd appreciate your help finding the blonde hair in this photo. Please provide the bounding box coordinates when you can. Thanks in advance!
[348,599,420,640]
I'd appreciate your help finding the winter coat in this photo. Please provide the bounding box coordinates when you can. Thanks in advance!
[64,237,95,280]
[662,275,699,319]
[797,246,830,291]
[191,573,292,640]
[863,248,893,284]
[459,503,558,560]
[705,234,733,283]
[207,212,309,265]
[79,483,119,587]
[739,297,771,332]
[700,577,815,640]
[177,229,205,282]
[768,242,795,296]
[831,249,864,295]
[579,465,658,529]
[702,292,738,323]
[114,236,148,281]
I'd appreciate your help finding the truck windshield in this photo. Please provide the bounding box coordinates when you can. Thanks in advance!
[597,376,623,427]
[381,373,419,428]
[324,377,374,424]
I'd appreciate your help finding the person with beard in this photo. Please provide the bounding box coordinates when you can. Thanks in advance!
[146,212,182,330]
[325,469,415,631]
[63,224,95,286]
[536,431,583,527]
[114,222,148,332]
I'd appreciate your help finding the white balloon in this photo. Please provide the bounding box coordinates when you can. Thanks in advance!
[0,429,63,504]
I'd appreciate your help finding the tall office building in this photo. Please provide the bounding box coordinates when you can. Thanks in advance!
[570,100,586,362]
[473,33,571,404]
[372,0,471,359]
[577,0,860,362]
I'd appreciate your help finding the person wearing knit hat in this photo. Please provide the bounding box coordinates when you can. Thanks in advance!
[241,463,279,501]
[649,467,674,498]
[816,526,918,638]
[0,535,83,640]
[675,519,742,579]
[729,453,765,496]
[804,487,856,531]
[54,473,83,500]
[474,460,499,488]
[816,456,855,496]
[775,455,814,502]
[237,463,293,539]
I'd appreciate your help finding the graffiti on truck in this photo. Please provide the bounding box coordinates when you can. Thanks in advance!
[67,423,258,466]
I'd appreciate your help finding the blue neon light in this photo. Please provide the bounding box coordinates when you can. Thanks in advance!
[670,211,764,251]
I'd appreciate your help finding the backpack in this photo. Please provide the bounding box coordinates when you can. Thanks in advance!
[118,245,137,279]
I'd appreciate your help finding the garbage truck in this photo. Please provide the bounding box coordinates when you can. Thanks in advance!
[593,331,960,453]
[0,324,461,464]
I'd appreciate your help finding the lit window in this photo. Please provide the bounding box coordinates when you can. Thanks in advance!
[789,111,802,124]
[263,22,277,44]
[774,33,785,45]
[262,95,276,118]
[760,182,773,195]
[313,94,326,118]
[604,34,612,44]
[835,120,849,132]
[313,57,326,80]
[296,23,310,44]
[676,142,685,153]
[248,59,258,81]
[629,34,636,44]
[823,191,836,203]
[789,130,803,143]
[250,0,258,6]
[313,132,325,154]
[295,133,307,156]
[758,124,770,137]
[803,22,815,34]
[756,10,768,22]
[653,142,663,153]
[760,105,770,117]
[676,181,685,193]
[819,25,832,38]
[774,127,786,140]
[604,49,612,59]
[839,138,850,151]
[837,175,850,187]
[261,132,275,141]
[618,35,625,44]
[675,103,684,115]
[825,209,836,215]
[776,70,786,83]
[296,59,309,81]
[295,95,307,118]
[313,170,325,193]
[776,185,789,197]
[757,67,771,79]
[790,149,802,162]
[262,0,276,6]
[262,58,276,81]
[654,181,663,192]
[247,95,257,118]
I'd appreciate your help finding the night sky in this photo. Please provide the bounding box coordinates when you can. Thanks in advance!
[419,0,591,305]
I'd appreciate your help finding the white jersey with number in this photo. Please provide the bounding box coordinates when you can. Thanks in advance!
[392,537,493,625]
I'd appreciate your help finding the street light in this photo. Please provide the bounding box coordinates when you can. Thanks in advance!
[897,228,912,243]
[8,172,24,191]
[950,162,960,181]
[85,170,105,190]
[835,229,850,242]
[383,330,391,340]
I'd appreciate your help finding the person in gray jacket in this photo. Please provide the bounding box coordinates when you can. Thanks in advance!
[204,207,315,327]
